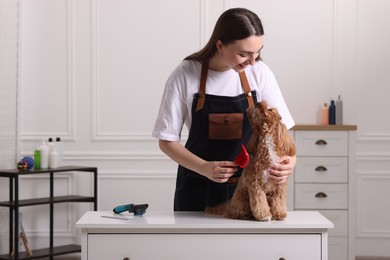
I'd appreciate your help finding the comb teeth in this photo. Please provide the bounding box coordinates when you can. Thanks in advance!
[234,144,250,168]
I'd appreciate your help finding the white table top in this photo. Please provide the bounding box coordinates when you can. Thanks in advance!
[76,211,333,234]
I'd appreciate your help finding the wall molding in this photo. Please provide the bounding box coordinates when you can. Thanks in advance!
[356,171,390,238]
[223,0,232,10]
[99,169,176,179]
[63,151,170,161]
[89,133,188,142]
[356,154,390,161]
[20,0,76,142]
[357,133,390,142]
[90,133,163,142]
[200,0,208,47]
[90,0,194,142]
[355,0,390,142]
[332,0,340,94]
[90,0,100,142]
[66,0,77,142]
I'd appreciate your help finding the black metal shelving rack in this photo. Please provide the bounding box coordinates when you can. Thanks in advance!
[0,166,98,260]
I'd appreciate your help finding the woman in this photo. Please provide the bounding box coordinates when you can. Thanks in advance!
[153,8,296,211]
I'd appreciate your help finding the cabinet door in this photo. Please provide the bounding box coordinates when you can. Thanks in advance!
[87,233,322,260]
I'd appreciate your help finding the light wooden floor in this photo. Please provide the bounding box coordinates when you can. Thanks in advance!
[356,257,390,260]
[40,253,81,260]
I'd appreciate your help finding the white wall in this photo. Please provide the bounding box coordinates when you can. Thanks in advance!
[17,0,390,257]
[0,0,19,254]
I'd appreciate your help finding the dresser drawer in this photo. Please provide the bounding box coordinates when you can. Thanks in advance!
[295,157,348,183]
[295,184,348,209]
[87,233,322,260]
[295,131,348,156]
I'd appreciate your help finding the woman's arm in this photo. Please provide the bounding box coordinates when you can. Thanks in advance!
[159,140,237,183]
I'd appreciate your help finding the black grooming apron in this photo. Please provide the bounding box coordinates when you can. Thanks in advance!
[174,61,257,211]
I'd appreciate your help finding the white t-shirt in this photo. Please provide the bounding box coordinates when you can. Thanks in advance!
[152,60,295,142]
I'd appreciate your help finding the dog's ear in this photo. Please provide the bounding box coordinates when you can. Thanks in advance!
[246,105,255,118]
[277,123,296,156]
[268,107,282,121]
[258,101,268,116]
[247,105,264,131]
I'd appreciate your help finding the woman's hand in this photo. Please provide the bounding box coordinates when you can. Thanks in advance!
[159,140,237,183]
[198,161,238,183]
[268,155,296,184]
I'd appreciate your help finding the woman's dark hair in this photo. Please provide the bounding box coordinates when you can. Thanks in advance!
[185,8,264,61]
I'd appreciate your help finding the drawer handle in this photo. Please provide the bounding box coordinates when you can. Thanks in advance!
[279,258,286,260]
[315,192,328,198]
[123,258,130,260]
[315,139,328,145]
[315,166,328,172]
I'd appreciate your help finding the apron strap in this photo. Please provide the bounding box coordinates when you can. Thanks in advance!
[195,61,208,112]
[195,61,255,112]
[239,71,255,108]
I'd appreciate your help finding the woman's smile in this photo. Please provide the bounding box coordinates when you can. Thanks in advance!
[215,35,264,72]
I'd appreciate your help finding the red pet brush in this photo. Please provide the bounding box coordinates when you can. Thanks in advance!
[234,144,250,168]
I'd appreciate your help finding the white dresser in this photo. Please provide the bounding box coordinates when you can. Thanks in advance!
[77,211,333,260]
[291,125,357,260]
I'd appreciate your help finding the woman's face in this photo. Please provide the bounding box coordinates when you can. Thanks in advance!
[217,35,264,72]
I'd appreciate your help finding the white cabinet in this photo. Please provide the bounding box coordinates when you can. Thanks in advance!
[292,125,356,260]
[77,211,333,260]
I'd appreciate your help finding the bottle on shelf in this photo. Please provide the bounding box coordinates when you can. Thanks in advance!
[33,146,41,170]
[329,100,336,125]
[48,137,55,152]
[55,137,63,167]
[40,141,49,168]
[335,95,343,125]
[49,148,59,168]
[320,103,329,125]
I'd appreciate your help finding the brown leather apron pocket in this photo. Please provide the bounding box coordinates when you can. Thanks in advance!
[208,113,243,140]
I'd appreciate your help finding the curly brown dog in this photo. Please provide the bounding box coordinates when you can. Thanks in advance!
[206,101,296,221]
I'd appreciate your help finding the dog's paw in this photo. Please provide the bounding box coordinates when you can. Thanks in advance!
[271,212,287,221]
[256,215,271,222]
